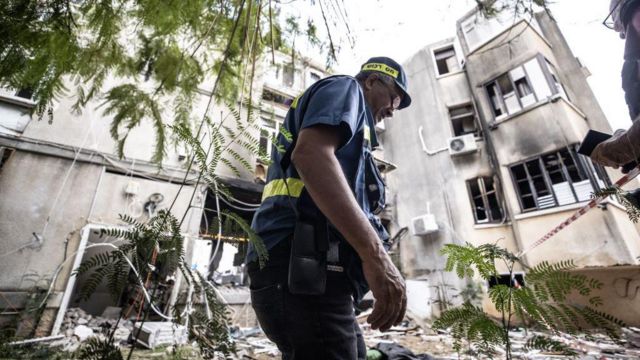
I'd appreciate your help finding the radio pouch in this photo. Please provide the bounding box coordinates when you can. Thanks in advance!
[288,215,328,295]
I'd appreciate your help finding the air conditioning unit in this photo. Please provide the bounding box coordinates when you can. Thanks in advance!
[447,134,477,156]
[410,214,438,236]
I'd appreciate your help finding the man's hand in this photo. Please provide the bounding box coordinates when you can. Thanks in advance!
[362,249,407,331]
[591,125,640,169]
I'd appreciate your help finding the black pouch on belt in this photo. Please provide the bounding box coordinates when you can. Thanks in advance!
[288,192,329,295]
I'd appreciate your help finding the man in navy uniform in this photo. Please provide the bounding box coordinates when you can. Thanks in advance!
[592,0,640,167]
[247,57,411,359]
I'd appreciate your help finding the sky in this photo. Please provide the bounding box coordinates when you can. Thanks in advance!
[290,0,631,131]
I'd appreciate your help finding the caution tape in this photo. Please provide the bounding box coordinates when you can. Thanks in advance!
[517,165,640,257]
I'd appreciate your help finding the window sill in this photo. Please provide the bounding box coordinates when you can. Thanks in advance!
[513,201,591,220]
[473,222,511,230]
[489,95,585,128]
[0,94,36,109]
[436,70,465,80]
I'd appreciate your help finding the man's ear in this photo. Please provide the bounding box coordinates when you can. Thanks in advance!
[364,73,378,92]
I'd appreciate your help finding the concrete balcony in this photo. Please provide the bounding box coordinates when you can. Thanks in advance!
[488,96,590,165]
[0,92,35,135]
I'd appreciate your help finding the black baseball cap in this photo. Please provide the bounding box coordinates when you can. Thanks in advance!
[360,56,412,109]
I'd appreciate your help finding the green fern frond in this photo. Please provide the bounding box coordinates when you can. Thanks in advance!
[78,337,123,360]
[540,304,577,334]
[77,263,113,301]
[440,243,498,280]
[593,186,640,222]
[224,146,253,172]
[220,157,242,177]
[279,127,293,144]
[433,302,504,356]
[221,210,267,268]
[524,335,577,356]
[74,252,114,276]
[572,305,624,339]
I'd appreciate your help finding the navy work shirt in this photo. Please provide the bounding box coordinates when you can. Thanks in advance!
[248,75,389,278]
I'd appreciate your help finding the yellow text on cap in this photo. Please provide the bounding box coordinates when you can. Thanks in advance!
[361,63,399,79]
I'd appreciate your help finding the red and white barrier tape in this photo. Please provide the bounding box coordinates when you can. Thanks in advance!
[517,166,640,257]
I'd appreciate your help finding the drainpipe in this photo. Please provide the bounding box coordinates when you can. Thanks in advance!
[462,64,530,267]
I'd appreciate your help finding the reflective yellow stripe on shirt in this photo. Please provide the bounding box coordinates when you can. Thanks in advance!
[291,95,300,109]
[262,178,305,201]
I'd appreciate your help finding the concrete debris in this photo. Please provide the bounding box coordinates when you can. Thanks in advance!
[222,314,640,359]
[132,321,188,349]
[73,325,93,341]
[48,307,134,352]
[41,307,640,359]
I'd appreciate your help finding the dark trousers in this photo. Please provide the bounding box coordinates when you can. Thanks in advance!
[248,239,366,360]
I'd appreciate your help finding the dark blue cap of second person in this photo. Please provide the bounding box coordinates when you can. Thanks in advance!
[360,56,412,109]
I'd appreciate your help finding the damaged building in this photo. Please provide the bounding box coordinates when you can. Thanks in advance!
[381,9,640,325]
[0,51,329,337]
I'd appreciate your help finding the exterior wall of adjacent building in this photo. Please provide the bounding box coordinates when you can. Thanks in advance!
[0,50,329,335]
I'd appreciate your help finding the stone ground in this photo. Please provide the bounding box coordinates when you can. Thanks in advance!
[230,314,640,360]
[7,307,640,359]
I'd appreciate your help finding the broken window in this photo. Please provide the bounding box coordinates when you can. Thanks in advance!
[449,103,480,137]
[467,177,503,224]
[433,46,460,76]
[261,88,293,107]
[545,59,569,100]
[485,56,569,119]
[510,146,609,212]
[488,273,525,288]
[199,186,260,283]
[15,88,33,99]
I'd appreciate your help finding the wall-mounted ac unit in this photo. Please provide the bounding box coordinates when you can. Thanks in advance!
[410,214,438,236]
[447,133,477,156]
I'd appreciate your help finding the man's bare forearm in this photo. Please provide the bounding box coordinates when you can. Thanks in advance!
[291,126,383,260]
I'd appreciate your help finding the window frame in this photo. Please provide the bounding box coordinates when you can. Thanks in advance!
[261,87,294,108]
[258,117,280,159]
[509,145,611,213]
[544,58,570,101]
[432,44,460,77]
[466,176,504,224]
[448,102,482,138]
[483,54,568,120]
[484,60,540,119]
[282,63,295,87]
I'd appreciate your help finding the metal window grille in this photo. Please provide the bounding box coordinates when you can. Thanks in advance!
[509,146,611,212]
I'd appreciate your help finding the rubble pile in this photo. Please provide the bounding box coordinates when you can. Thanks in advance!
[49,307,132,353]
[225,313,640,359]
[40,306,640,358]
